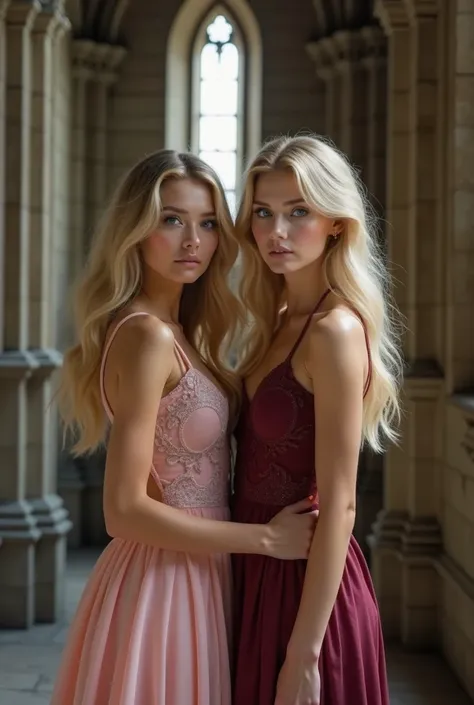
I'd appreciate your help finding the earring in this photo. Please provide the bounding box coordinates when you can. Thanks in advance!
[331,232,339,241]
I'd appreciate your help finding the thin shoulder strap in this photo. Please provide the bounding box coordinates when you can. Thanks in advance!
[173,339,192,373]
[288,289,331,361]
[360,318,372,398]
[100,312,152,419]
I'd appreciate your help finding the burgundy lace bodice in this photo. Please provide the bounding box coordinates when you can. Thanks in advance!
[234,290,371,509]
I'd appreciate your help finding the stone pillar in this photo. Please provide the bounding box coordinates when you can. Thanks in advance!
[361,26,388,214]
[353,27,388,560]
[59,41,126,548]
[370,0,444,646]
[69,39,93,277]
[0,0,41,629]
[333,30,368,173]
[85,43,126,241]
[56,39,93,547]
[368,1,413,639]
[306,37,341,144]
[27,5,71,623]
[399,0,443,648]
[0,0,10,354]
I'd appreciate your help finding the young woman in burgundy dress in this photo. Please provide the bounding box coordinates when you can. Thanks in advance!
[232,135,402,705]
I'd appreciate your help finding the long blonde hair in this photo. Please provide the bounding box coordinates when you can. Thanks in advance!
[237,135,403,451]
[60,150,244,455]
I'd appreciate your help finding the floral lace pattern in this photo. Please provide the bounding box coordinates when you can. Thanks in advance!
[237,362,317,506]
[153,369,230,508]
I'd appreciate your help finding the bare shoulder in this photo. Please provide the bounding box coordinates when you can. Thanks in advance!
[310,306,365,350]
[306,306,367,382]
[107,313,175,376]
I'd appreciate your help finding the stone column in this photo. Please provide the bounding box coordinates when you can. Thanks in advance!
[370,0,444,646]
[0,0,41,629]
[368,1,413,639]
[353,27,388,559]
[361,26,388,214]
[306,37,341,144]
[0,0,10,354]
[59,41,126,548]
[56,39,93,547]
[69,39,93,277]
[333,30,368,173]
[85,43,126,243]
[27,5,71,623]
[399,0,444,648]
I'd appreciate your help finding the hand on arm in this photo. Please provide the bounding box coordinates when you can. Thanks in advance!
[103,316,316,558]
[275,310,367,705]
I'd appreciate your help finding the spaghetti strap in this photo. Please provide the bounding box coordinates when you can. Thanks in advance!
[100,313,195,419]
[361,323,372,398]
[288,288,331,361]
[100,312,152,419]
[173,340,192,372]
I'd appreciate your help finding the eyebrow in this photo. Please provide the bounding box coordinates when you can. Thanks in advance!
[253,198,306,207]
[162,205,216,217]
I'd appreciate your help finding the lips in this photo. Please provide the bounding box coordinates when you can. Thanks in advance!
[175,259,201,264]
[269,248,292,254]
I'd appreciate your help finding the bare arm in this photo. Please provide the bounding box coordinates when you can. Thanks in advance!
[275,310,367,704]
[103,316,314,557]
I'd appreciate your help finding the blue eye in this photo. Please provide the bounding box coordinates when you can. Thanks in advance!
[253,207,271,218]
[163,215,181,226]
[202,219,217,229]
[292,208,308,217]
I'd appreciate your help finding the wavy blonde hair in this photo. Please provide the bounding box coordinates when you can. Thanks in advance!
[60,149,244,455]
[237,135,403,451]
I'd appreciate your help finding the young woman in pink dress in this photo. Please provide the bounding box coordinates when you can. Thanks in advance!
[232,135,403,705]
[51,149,316,705]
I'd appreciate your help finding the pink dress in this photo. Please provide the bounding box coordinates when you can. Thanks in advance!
[51,312,232,705]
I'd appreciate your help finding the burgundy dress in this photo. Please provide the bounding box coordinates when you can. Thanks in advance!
[232,292,389,705]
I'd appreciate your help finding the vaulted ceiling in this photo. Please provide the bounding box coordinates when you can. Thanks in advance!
[65,0,376,43]
[65,0,129,42]
[312,0,375,36]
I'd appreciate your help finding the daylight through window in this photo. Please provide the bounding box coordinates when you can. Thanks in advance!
[197,14,241,216]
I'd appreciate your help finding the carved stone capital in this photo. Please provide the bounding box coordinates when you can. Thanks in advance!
[72,38,127,84]
[72,38,96,80]
[0,0,11,21]
[333,29,366,69]
[452,395,474,465]
[405,0,438,22]
[306,37,339,81]
[307,41,329,80]
[360,25,387,67]
[6,0,41,29]
[374,0,410,34]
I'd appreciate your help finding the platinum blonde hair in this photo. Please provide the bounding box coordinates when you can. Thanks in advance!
[59,149,244,455]
[236,135,403,451]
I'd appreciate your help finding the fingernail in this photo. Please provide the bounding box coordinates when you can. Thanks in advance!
[308,495,313,501]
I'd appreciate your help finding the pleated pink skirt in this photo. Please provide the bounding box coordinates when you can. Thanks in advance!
[51,507,232,705]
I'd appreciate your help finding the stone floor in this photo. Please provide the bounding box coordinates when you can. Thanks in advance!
[0,549,472,705]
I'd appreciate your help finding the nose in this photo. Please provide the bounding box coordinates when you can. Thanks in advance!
[272,214,288,240]
[182,224,200,250]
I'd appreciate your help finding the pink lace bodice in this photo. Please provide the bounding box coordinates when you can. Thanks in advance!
[100,313,230,509]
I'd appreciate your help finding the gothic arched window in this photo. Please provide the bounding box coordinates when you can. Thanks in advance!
[166,0,262,216]
[192,13,242,214]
